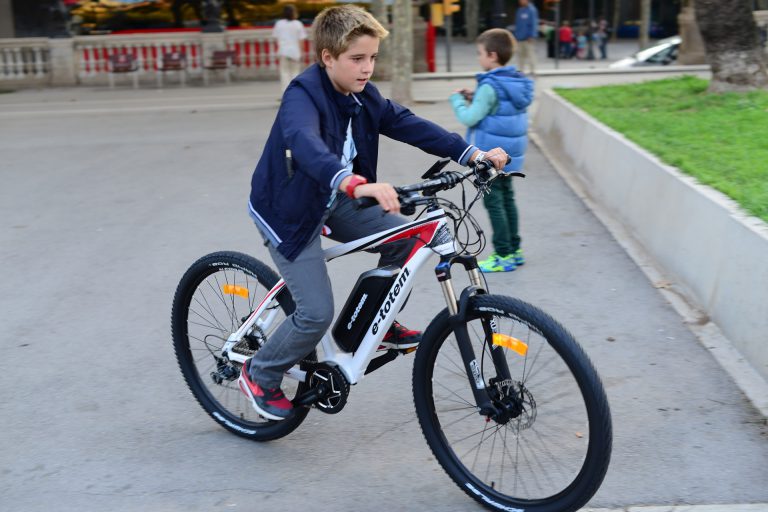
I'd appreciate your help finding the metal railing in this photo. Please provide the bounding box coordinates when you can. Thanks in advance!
[0,30,316,87]
[74,30,313,82]
[0,38,50,82]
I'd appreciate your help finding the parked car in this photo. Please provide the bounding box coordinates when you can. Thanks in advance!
[609,35,681,68]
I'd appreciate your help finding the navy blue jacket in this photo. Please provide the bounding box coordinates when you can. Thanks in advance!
[249,63,475,261]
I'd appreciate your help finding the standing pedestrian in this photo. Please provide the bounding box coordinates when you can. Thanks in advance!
[586,19,598,60]
[513,0,538,75]
[575,29,587,59]
[543,21,556,58]
[273,4,307,93]
[597,16,609,59]
[558,20,573,59]
[449,28,533,273]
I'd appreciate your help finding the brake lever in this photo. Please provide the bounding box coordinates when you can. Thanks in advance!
[472,163,497,188]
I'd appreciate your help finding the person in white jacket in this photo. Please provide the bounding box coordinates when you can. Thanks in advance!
[272,5,307,92]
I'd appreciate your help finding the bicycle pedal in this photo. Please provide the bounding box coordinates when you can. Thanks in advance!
[400,346,418,354]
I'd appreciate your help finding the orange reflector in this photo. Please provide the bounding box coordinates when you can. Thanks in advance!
[222,284,249,299]
[492,333,528,356]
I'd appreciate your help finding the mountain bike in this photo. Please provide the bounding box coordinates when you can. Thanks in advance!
[171,158,612,512]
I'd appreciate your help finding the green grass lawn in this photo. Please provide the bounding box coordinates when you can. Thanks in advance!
[555,76,768,223]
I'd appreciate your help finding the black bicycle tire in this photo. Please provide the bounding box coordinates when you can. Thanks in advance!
[172,251,316,442]
[412,294,612,512]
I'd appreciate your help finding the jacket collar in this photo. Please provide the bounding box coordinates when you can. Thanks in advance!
[300,63,364,119]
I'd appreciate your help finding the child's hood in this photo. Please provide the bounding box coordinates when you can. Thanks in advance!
[476,66,534,110]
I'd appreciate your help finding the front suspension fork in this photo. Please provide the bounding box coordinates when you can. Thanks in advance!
[435,255,513,416]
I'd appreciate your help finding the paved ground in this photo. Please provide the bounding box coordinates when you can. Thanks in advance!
[0,62,765,512]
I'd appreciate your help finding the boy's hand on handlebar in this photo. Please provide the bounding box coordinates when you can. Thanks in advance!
[470,147,510,171]
[355,183,400,214]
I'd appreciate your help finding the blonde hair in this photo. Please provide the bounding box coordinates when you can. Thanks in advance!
[312,5,389,66]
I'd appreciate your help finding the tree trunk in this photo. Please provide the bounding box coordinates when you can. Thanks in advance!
[639,0,651,49]
[466,0,479,42]
[694,0,768,92]
[371,0,391,79]
[611,0,620,42]
[391,0,413,104]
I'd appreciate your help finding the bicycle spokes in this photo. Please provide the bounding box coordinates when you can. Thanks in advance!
[416,296,610,507]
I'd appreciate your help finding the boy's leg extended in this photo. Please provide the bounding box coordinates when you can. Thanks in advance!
[517,45,528,74]
[500,178,521,253]
[324,194,414,266]
[324,194,421,349]
[524,39,536,74]
[483,179,514,256]
[249,231,335,388]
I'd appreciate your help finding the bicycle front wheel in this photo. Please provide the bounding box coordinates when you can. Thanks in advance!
[172,251,315,441]
[413,294,612,512]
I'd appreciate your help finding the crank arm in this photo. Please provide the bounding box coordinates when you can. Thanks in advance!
[292,385,327,407]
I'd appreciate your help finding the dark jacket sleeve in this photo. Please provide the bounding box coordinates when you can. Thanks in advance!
[370,87,471,163]
[278,84,343,193]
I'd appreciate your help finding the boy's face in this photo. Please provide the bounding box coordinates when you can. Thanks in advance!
[322,35,379,95]
[476,44,498,71]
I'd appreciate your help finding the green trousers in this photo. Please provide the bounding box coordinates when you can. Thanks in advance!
[482,176,520,256]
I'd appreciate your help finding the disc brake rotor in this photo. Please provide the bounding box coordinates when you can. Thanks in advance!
[493,379,537,432]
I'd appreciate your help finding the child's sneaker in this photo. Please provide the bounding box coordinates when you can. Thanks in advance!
[478,253,517,273]
[513,249,525,266]
[238,359,293,421]
[379,321,422,351]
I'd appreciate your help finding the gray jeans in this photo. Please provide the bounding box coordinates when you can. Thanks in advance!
[249,193,414,388]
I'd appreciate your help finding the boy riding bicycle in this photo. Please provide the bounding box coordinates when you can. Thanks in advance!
[241,5,510,421]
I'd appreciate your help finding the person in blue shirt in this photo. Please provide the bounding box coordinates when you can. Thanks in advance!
[450,28,534,273]
[513,0,538,75]
[240,5,511,421]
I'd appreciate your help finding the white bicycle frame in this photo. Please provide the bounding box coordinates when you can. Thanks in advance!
[220,207,470,386]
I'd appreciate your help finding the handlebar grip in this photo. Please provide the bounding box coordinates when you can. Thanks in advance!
[353,197,379,210]
[469,156,512,170]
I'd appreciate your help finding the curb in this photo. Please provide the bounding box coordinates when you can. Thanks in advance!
[531,89,768,418]
[414,65,711,80]
[584,505,768,512]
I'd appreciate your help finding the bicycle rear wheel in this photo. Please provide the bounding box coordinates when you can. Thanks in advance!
[413,294,612,512]
[172,251,315,441]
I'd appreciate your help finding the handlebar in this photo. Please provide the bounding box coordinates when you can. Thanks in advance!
[353,158,522,213]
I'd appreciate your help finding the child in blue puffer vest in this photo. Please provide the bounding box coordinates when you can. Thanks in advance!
[450,28,534,272]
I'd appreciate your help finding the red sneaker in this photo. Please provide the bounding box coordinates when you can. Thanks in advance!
[238,359,293,421]
[379,321,422,351]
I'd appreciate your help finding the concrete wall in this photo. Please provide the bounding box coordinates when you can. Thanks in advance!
[533,89,768,382]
